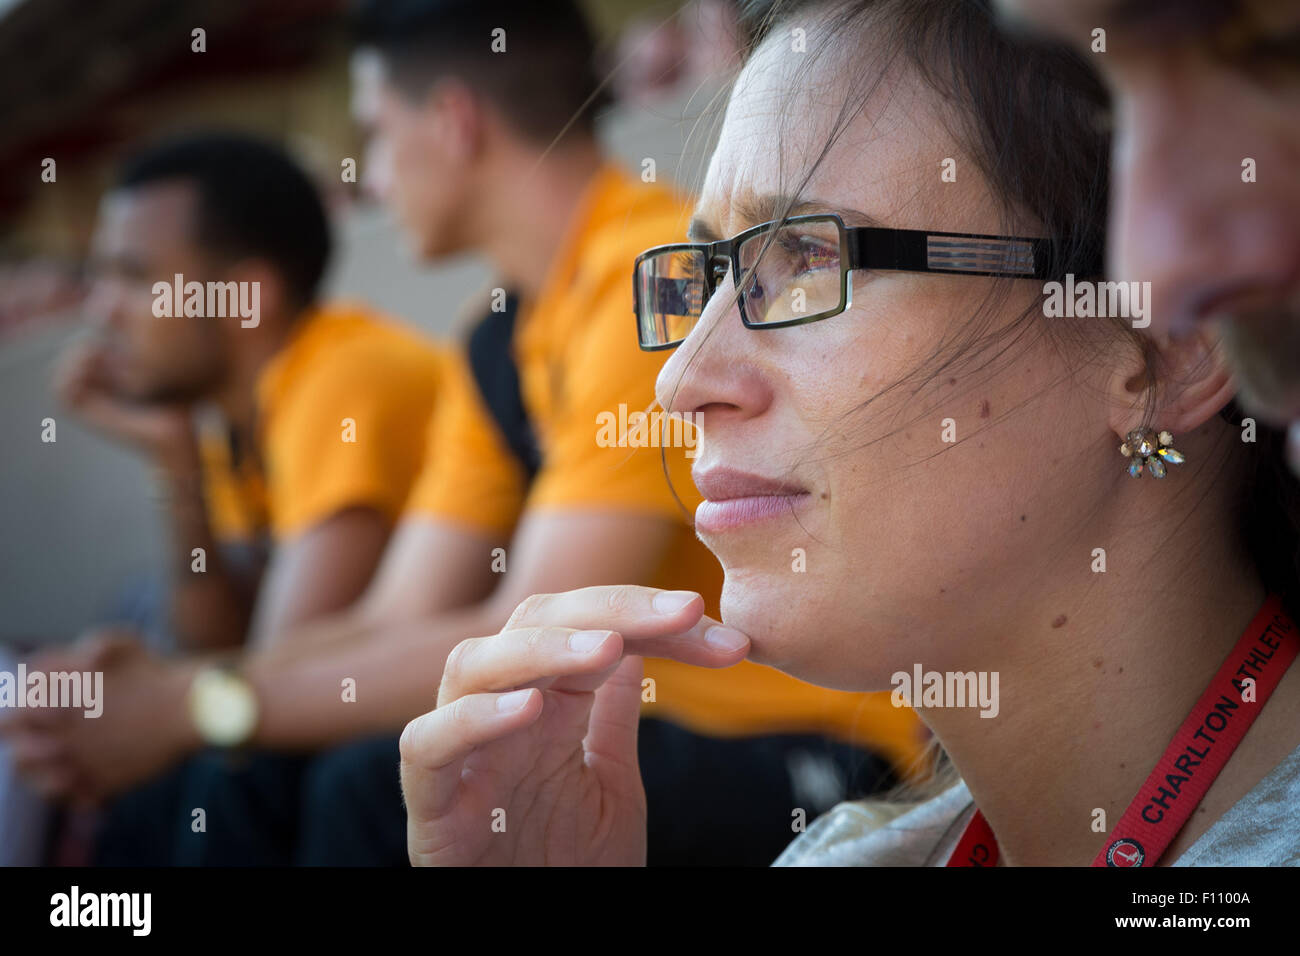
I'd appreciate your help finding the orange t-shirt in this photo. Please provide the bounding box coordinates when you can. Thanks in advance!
[201,301,449,543]
[404,165,927,778]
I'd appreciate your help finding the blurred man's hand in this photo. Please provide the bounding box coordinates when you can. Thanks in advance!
[0,628,200,804]
[54,339,197,467]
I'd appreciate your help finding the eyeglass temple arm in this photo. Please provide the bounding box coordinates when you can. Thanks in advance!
[847,227,1072,281]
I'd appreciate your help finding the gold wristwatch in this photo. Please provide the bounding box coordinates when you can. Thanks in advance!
[187,665,259,748]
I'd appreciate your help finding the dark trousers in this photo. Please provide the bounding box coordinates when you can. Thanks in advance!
[93,736,406,866]
[94,720,894,866]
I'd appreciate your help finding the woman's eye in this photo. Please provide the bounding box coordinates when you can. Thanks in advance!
[796,241,837,274]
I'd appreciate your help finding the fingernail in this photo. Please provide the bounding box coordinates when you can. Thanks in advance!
[705,625,748,652]
[568,630,608,653]
[496,690,532,712]
[653,591,698,615]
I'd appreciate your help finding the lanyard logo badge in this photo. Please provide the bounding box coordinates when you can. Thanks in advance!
[1105,838,1146,867]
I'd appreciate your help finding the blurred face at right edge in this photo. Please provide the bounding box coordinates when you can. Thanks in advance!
[996,0,1300,469]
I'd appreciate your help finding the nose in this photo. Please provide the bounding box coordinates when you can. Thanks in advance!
[81,277,124,335]
[1109,62,1300,336]
[655,269,772,422]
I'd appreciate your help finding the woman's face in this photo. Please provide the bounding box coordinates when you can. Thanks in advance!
[658,29,1125,691]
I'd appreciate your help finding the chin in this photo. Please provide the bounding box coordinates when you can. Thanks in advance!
[717,572,847,689]
[718,562,906,692]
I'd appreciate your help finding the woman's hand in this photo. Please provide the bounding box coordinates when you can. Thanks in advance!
[399,585,751,866]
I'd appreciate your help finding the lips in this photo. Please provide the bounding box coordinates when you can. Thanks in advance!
[693,466,811,533]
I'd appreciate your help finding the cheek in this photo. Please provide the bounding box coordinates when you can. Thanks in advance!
[795,287,1059,567]
[783,285,941,447]
[386,129,431,203]
[363,137,394,199]
[392,145,419,199]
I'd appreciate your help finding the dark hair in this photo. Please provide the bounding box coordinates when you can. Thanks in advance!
[116,132,332,310]
[351,0,612,145]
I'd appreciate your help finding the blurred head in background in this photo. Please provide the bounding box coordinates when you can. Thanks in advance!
[996,0,1300,469]
[349,0,611,260]
[84,132,332,403]
[609,0,745,105]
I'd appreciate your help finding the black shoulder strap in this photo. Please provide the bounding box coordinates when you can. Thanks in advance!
[465,291,542,484]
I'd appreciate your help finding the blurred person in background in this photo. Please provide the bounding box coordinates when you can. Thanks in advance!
[57,133,447,654]
[3,0,925,867]
[609,0,745,105]
[994,0,1300,476]
[0,132,448,863]
[0,258,85,337]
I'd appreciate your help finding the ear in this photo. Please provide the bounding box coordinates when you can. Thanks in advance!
[1106,326,1236,438]
[428,77,484,162]
[225,260,291,327]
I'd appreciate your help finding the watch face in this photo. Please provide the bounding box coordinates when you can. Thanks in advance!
[190,669,258,746]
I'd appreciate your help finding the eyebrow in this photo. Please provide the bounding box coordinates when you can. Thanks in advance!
[687,195,883,243]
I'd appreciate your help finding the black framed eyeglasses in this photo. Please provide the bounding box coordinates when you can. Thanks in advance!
[633,213,1063,350]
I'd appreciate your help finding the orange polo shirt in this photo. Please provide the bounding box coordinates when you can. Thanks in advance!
[201,301,448,543]
[404,164,926,778]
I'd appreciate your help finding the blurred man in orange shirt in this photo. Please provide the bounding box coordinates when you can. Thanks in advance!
[0,132,447,863]
[57,133,448,653]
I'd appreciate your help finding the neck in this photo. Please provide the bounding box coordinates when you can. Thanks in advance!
[471,137,604,300]
[923,497,1271,866]
[212,311,298,440]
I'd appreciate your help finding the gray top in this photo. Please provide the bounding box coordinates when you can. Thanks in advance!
[774,744,1300,866]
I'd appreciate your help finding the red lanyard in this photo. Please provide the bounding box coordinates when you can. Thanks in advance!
[946,594,1298,867]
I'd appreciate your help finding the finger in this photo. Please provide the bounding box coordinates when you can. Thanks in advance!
[24,763,79,801]
[584,655,645,775]
[73,392,141,437]
[629,611,750,664]
[0,704,73,734]
[440,618,745,708]
[77,628,141,667]
[505,586,751,662]
[506,586,708,636]
[7,733,70,769]
[438,628,624,705]
[399,689,543,823]
[52,340,98,397]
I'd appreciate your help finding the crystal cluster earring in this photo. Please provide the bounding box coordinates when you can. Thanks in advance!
[1120,428,1185,478]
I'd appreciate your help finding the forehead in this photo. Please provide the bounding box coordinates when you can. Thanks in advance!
[695,25,992,234]
[95,181,196,253]
[350,49,389,124]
